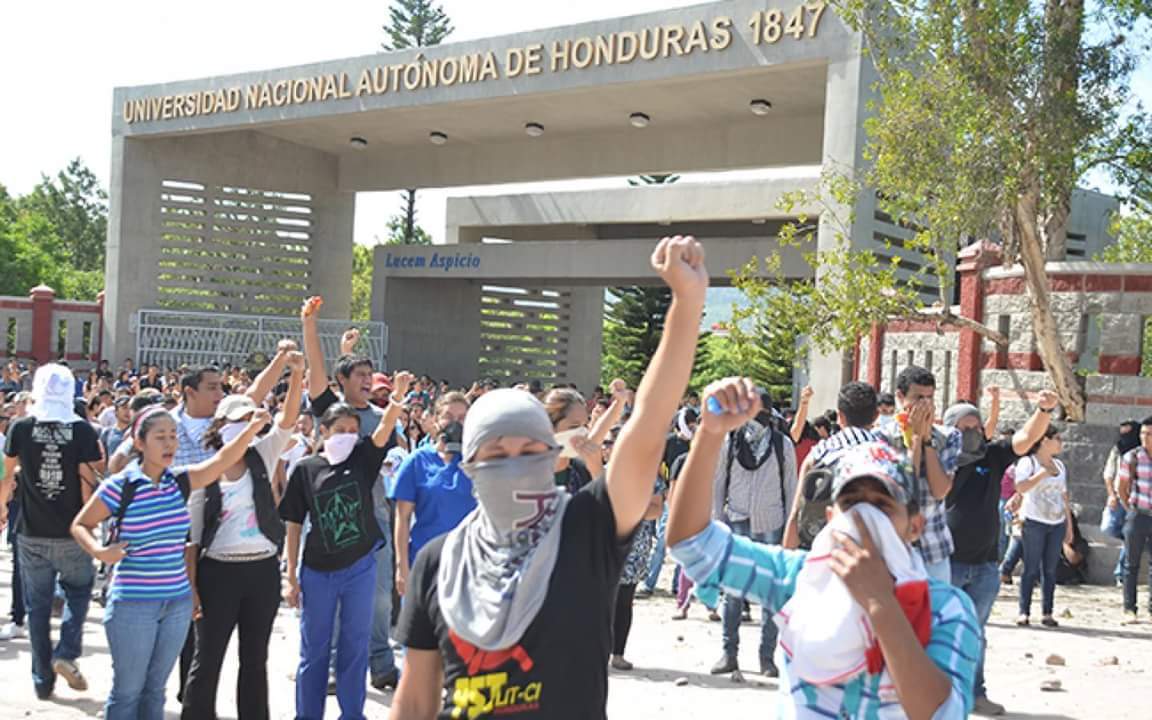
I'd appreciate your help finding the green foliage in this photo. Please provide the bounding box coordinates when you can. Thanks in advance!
[690,332,792,401]
[384,190,432,245]
[601,286,672,387]
[1099,209,1152,263]
[0,159,108,301]
[382,0,453,50]
[351,243,375,321]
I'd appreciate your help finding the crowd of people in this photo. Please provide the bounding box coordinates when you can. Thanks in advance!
[0,236,1147,719]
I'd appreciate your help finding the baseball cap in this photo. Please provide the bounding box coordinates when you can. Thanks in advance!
[831,442,916,508]
[215,394,258,421]
[371,373,392,394]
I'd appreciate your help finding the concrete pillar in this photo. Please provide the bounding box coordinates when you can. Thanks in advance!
[563,287,605,394]
[29,285,56,363]
[956,241,1001,402]
[808,42,878,411]
[103,131,354,364]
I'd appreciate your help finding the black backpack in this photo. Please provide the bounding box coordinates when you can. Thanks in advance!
[108,471,191,544]
[795,466,835,550]
[721,429,787,518]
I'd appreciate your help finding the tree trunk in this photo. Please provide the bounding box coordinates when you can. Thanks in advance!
[1043,196,1070,260]
[1014,185,1086,421]
[403,189,417,244]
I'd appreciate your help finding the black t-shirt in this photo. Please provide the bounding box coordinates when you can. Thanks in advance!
[4,417,102,538]
[396,479,629,720]
[946,439,1018,564]
[662,433,690,476]
[279,437,390,571]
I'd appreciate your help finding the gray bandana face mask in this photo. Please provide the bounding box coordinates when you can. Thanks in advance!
[958,428,988,466]
[463,450,561,539]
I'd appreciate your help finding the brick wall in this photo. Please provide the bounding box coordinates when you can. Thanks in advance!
[0,286,104,369]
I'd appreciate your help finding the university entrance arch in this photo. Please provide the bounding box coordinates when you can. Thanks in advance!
[106,0,895,405]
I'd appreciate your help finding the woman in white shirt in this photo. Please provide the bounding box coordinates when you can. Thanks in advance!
[180,352,305,720]
[1013,426,1070,628]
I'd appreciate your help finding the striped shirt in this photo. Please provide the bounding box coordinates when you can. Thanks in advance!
[671,521,977,719]
[1119,447,1152,512]
[874,424,962,565]
[97,462,192,601]
[808,427,880,468]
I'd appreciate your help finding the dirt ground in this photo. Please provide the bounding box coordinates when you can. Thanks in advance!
[0,549,1149,719]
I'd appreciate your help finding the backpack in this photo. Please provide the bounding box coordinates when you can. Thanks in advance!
[108,471,191,544]
[199,447,285,555]
[722,428,787,519]
[795,465,836,550]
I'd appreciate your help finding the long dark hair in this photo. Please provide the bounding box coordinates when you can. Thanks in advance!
[1117,420,1141,455]
[130,406,173,459]
[320,402,360,431]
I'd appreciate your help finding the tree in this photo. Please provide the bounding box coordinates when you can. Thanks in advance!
[382,0,453,245]
[383,201,432,245]
[1097,201,1152,374]
[734,2,1152,421]
[351,243,375,321]
[20,158,108,272]
[691,332,793,401]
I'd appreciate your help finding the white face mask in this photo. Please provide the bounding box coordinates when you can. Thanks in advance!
[219,421,248,446]
[553,427,588,459]
[322,432,358,465]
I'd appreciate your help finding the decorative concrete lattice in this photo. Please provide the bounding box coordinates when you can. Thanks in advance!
[135,309,387,372]
[156,180,315,316]
[478,286,571,384]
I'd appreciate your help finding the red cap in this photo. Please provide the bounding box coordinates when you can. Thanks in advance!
[371,373,392,394]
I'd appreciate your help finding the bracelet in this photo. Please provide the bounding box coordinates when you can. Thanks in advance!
[390,394,406,406]
[1039,407,1055,414]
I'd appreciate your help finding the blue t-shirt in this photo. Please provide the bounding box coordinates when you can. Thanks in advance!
[388,446,476,565]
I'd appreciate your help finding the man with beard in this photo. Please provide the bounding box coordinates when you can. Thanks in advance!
[710,392,798,677]
[943,386,1059,716]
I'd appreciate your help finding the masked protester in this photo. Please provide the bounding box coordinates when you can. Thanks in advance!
[668,377,981,719]
[278,399,403,720]
[941,388,1058,717]
[391,235,710,720]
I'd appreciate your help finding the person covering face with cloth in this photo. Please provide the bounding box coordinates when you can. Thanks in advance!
[391,235,710,720]
[667,377,979,719]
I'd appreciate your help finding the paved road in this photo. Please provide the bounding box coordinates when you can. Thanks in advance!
[0,548,1148,718]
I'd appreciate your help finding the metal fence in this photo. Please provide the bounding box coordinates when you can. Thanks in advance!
[134,309,387,370]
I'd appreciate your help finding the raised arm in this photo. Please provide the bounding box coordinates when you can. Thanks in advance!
[983,385,1001,441]
[247,341,294,408]
[606,236,708,539]
[782,452,816,549]
[373,371,415,448]
[277,351,306,431]
[1014,458,1050,494]
[588,379,629,446]
[1010,389,1058,455]
[300,296,328,400]
[186,409,272,490]
[791,385,813,444]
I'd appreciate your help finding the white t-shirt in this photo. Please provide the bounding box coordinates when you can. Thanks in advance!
[1017,455,1067,525]
[98,406,117,429]
[188,424,291,559]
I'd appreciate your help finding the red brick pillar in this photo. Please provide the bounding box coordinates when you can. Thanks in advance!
[956,242,1001,403]
[29,285,56,364]
[867,323,885,390]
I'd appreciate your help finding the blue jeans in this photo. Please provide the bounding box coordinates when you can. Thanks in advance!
[370,487,396,678]
[1000,537,1023,576]
[997,500,1010,561]
[18,535,95,696]
[951,561,1000,698]
[103,595,194,720]
[721,520,781,662]
[1122,511,1152,614]
[1019,519,1063,617]
[643,506,668,592]
[923,557,951,583]
[298,551,376,720]
[1104,504,1129,582]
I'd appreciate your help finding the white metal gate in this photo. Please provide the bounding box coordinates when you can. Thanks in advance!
[134,309,387,370]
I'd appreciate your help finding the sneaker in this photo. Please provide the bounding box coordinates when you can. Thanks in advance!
[1122,610,1139,625]
[999,575,1012,586]
[707,609,721,622]
[0,622,26,640]
[327,675,338,696]
[710,654,739,675]
[634,587,653,599]
[370,669,400,691]
[1040,616,1059,628]
[52,659,88,691]
[973,696,1006,716]
[760,658,779,678]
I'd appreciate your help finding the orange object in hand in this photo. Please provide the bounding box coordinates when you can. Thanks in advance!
[303,296,324,317]
[895,411,914,448]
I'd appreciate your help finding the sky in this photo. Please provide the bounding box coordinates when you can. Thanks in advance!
[1,0,1148,246]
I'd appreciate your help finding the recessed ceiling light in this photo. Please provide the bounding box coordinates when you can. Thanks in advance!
[629,112,651,128]
[751,218,767,224]
[349,136,368,148]
[429,131,448,145]
[749,99,772,116]
[658,220,672,226]
[525,122,545,137]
